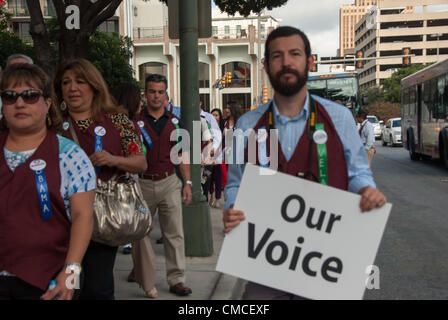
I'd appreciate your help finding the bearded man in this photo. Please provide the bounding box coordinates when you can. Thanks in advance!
[222,26,387,300]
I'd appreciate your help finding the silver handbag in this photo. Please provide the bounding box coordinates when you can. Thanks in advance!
[67,120,151,247]
[92,174,151,247]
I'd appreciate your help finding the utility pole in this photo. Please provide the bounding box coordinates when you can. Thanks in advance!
[257,12,262,105]
[178,0,213,257]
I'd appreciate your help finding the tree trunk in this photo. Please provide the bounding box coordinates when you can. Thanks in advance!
[26,0,56,75]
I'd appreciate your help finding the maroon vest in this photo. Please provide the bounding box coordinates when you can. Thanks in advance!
[62,113,122,182]
[250,101,349,190]
[0,130,70,290]
[136,109,179,176]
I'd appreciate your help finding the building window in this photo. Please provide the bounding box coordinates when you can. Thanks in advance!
[212,26,218,36]
[224,26,230,34]
[98,20,119,35]
[222,61,251,88]
[139,62,168,86]
[199,62,210,89]
[8,0,29,16]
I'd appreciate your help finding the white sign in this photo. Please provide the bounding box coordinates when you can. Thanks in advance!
[216,163,391,300]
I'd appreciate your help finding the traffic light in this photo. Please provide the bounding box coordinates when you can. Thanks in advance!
[310,54,318,72]
[226,72,232,85]
[221,75,226,88]
[402,47,411,66]
[262,85,268,104]
[356,50,364,69]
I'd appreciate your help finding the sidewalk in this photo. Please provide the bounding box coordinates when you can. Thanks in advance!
[113,199,246,300]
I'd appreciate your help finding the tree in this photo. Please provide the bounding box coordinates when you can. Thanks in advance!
[214,0,288,16]
[158,0,288,16]
[87,32,138,90]
[25,0,123,75]
[381,64,428,104]
[364,101,401,121]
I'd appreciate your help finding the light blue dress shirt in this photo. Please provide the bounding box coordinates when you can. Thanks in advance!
[224,92,376,209]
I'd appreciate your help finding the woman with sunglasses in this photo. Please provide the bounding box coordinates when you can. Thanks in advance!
[54,59,147,300]
[0,63,95,300]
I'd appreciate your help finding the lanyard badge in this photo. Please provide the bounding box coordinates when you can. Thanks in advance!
[313,123,328,185]
[138,121,153,150]
[30,160,52,221]
[94,126,106,173]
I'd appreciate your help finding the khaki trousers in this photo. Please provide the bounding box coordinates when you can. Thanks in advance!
[131,236,156,292]
[139,174,185,286]
[366,148,375,167]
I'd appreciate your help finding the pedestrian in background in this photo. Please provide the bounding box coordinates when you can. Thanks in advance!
[54,59,147,300]
[136,73,193,296]
[0,63,95,300]
[112,82,158,298]
[223,101,242,133]
[209,108,226,207]
[356,110,375,168]
[223,26,386,300]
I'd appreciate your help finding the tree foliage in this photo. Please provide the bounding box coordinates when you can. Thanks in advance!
[158,0,288,16]
[87,32,138,90]
[381,64,429,103]
[25,0,123,75]
[214,0,288,16]
[364,101,401,121]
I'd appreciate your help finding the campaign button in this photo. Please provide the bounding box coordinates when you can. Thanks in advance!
[30,159,47,171]
[62,122,69,131]
[94,126,106,136]
[313,130,328,145]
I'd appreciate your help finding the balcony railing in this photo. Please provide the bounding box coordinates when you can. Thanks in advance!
[212,27,266,40]
[133,27,164,39]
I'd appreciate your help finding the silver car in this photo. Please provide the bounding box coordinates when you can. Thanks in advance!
[381,118,402,147]
[367,115,382,139]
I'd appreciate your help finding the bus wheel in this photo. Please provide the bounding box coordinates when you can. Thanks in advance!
[408,135,420,161]
[441,136,448,169]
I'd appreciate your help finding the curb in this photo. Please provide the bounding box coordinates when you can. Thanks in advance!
[209,273,247,300]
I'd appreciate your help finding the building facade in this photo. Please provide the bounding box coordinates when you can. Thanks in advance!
[340,0,378,57]
[354,0,448,89]
[130,1,280,112]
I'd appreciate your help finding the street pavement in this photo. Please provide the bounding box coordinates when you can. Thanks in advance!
[113,198,246,300]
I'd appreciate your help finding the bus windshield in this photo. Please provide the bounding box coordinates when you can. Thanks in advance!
[307,73,360,114]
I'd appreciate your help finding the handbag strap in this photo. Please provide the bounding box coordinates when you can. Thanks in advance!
[68,118,81,146]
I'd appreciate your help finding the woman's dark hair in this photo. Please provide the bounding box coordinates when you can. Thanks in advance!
[0,63,62,131]
[112,82,142,120]
[226,101,243,124]
[211,108,225,131]
[264,26,311,66]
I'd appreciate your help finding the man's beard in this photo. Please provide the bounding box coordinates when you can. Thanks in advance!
[267,64,308,97]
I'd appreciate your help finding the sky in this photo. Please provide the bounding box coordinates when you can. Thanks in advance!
[213,0,354,59]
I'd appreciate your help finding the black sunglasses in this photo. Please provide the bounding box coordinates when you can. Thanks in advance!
[146,74,166,82]
[1,89,44,105]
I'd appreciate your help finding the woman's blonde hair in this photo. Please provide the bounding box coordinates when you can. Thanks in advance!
[0,63,62,132]
[53,58,125,122]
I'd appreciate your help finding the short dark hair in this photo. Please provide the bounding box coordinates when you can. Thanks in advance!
[145,73,167,90]
[357,110,368,119]
[264,26,311,66]
[112,82,142,120]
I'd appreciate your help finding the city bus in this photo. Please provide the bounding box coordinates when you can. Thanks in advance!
[307,72,361,115]
[401,59,448,168]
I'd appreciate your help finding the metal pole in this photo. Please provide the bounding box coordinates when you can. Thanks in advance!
[179,0,213,257]
[257,12,262,105]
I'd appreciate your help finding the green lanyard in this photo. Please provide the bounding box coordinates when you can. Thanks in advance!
[267,99,328,185]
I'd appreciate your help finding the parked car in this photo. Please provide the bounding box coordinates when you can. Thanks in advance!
[367,115,382,139]
[381,118,402,146]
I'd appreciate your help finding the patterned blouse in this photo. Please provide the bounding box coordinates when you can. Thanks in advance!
[74,113,143,156]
